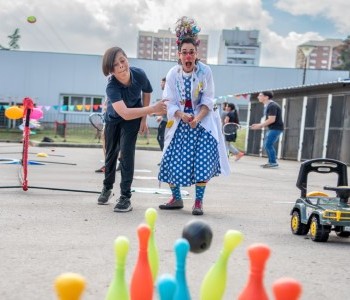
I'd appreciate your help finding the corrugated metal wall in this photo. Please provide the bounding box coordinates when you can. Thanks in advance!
[246,84,350,165]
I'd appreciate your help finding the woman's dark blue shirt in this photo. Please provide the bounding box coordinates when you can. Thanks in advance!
[105,67,153,123]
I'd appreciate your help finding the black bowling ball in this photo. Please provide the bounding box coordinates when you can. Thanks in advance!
[182,220,213,253]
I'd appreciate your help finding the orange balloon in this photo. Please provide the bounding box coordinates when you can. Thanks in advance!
[5,106,24,120]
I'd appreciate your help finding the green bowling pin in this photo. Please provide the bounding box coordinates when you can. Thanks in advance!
[200,230,243,300]
[105,236,130,300]
[145,208,159,282]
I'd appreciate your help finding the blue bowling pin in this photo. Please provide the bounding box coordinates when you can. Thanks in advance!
[174,238,191,300]
[156,273,177,300]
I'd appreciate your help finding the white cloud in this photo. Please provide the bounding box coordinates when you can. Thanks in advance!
[260,31,323,67]
[0,0,343,68]
[275,0,350,33]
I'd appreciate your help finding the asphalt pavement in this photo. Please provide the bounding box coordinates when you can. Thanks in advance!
[0,142,349,300]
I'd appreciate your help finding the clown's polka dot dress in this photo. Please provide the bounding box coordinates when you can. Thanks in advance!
[158,75,220,186]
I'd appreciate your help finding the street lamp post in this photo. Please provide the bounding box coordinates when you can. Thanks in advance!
[299,45,315,85]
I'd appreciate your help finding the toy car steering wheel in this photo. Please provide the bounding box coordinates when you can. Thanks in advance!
[324,186,350,203]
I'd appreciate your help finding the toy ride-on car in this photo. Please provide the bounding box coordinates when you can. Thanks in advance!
[290,158,350,242]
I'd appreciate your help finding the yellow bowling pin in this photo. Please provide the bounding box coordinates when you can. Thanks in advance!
[145,208,159,282]
[105,236,130,300]
[200,230,243,300]
[54,272,86,300]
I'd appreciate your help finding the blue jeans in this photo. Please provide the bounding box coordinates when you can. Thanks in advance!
[264,130,283,164]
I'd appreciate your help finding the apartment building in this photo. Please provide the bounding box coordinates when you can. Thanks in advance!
[137,29,208,63]
[217,28,261,66]
[295,39,343,70]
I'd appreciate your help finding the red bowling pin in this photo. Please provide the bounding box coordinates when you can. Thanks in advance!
[272,277,302,300]
[130,224,153,300]
[238,243,271,300]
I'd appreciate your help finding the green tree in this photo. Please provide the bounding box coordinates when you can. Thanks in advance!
[0,28,20,50]
[334,36,350,71]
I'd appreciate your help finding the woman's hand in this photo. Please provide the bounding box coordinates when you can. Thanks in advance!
[189,117,199,129]
[139,117,148,134]
[176,112,193,123]
[152,100,167,116]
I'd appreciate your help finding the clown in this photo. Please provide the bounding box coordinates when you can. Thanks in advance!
[158,16,230,215]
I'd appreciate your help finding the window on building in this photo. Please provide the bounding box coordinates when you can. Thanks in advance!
[61,95,103,113]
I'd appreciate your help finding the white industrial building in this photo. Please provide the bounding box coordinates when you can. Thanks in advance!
[0,50,348,128]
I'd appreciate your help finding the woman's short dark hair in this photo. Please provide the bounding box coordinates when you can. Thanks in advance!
[102,47,127,76]
[227,103,236,110]
[261,91,274,99]
[178,36,198,51]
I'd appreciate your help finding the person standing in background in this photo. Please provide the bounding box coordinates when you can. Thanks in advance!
[156,77,167,152]
[224,103,244,161]
[251,91,284,168]
[220,101,228,125]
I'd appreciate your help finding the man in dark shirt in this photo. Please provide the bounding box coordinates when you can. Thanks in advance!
[251,91,284,168]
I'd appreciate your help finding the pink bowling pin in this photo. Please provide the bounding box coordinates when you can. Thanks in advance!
[238,243,271,300]
[130,224,153,300]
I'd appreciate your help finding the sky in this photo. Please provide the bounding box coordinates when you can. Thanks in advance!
[0,0,349,68]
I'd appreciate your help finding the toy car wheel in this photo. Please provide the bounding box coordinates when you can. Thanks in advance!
[310,216,329,242]
[336,231,350,238]
[291,210,309,235]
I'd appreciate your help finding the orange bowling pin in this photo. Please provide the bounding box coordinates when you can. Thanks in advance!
[238,243,271,300]
[130,224,153,300]
[272,277,302,300]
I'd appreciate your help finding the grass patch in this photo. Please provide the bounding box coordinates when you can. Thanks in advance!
[0,126,246,150]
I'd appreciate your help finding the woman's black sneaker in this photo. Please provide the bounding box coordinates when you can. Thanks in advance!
[114,196,133,212]
[97,186,113,205]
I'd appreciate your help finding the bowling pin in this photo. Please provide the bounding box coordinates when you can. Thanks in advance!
[105,236,130,300]
[238,243,271,300]
[156,273,177,300]
[54,272,85,300]
[272,277,302,300]
[145,208,159,282]
[130,224,153,300]
[174,238,191,300]
[200,230,243,300]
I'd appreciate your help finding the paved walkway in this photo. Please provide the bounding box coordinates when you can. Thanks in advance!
[0,142,349,299]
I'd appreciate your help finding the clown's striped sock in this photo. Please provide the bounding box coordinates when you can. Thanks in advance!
[170,184,182,201]
[195,182,207,202]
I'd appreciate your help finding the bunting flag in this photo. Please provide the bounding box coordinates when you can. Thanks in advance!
[215,93,251,102]
[0,104,104,112]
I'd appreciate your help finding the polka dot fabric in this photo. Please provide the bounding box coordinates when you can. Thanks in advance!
[158,76,221,186]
